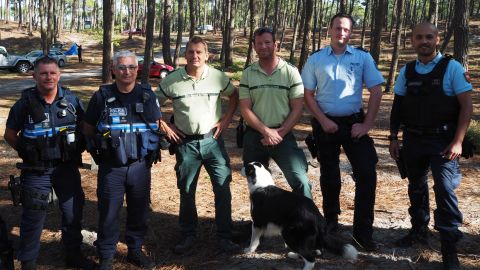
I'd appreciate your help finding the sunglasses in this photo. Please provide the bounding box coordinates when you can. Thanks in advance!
[116,65,138,71]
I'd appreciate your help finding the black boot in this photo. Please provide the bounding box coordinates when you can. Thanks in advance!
[441,238,462,270]
[396,226,429,247]
[21,259,36,270]
[65,249,96,270]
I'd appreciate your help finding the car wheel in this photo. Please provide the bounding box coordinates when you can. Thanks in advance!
[16,62,31,73]
[160,69,169,79]
[58,59,65,67]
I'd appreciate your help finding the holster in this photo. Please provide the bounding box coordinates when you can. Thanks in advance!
[8,175,21,206]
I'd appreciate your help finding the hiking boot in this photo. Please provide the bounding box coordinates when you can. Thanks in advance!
[126,250,155,269]
[218,238,241,253]
[173,235,196,254]
[441,240,462,270]
[353,235,378,252]
[21,259,36,270]
[97,258,113,270]
[395,227,429,248]
[65,249,96,269]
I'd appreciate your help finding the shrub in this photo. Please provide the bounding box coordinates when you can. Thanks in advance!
[466,120,480,154]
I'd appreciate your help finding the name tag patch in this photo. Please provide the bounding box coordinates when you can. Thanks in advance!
[109,107,127,116]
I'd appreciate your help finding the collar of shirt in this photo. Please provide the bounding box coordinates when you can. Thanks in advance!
[180,65,210,81]
[250,57,286,75]
[35,85,65,104]
[415,52,443,68]
[325,45,354,56]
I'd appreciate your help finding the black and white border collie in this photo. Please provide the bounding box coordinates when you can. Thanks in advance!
[241,161,358,270]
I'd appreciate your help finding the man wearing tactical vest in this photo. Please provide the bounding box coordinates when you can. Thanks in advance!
[157,36,240,254]
[83,51,162,270]
[4,56,95,270]
[389,22,473,270]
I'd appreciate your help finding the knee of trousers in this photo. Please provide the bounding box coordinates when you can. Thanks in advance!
[21,186,50,211]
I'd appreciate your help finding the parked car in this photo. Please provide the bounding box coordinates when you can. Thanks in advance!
[122,28,145,35]
[25,49,67,67]
[0,46,32,73]
[50,42,66,51]
[196,25,214,32]
[111,56,174,79]
[138,59,174,79]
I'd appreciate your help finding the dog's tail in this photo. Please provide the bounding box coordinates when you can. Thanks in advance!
[322,234,358,261]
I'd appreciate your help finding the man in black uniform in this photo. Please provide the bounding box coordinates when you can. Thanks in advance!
[389,22,473,270]
[4,56,94,270]
[83,50,161,270]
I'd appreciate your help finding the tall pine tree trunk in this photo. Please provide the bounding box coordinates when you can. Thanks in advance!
[162,0,173,66]
[102,0,114,84]
[174,0,184,69]
[385,0,404,93]
[142,0,156,84]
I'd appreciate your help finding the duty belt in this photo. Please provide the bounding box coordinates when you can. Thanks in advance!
[403,125,451,136]
[183,128,216,140]
[326,111,364,125]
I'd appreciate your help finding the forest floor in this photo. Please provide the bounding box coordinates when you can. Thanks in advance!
[0,21,479,270]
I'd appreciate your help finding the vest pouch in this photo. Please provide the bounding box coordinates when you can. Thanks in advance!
[140,131,159,158]
[38,137,62,161]
[124,132,138,160]
[22,143,41,165]
[110,130,128,166]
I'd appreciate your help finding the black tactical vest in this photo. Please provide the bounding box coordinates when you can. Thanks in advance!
[94,84,160,166]
[400,56,459,128]
[19,87,82,166]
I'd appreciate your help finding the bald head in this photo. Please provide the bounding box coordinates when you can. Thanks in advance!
[411,22,440,61]
[412,22,439,36]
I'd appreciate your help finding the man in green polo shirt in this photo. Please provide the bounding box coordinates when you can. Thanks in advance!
[157,36,239,254]
[239,27,312,199]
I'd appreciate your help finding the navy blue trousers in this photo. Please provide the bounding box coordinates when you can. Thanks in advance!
[17,162,85,262]
[403,132,463,240]
[315,122,378,239]
[96,159,151,259]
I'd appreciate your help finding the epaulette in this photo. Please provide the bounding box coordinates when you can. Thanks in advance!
[20,87,36,98]
[309,48,323,56]
[355,46,369,53]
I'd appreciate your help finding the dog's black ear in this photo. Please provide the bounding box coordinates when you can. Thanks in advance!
[246,164,256,178]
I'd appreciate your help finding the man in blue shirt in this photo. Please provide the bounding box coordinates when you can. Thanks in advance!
[302,13,384,252]
[389,22,472,270]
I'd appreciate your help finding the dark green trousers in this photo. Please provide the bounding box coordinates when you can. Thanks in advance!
[174,137,233,239]
[243,128,312,199]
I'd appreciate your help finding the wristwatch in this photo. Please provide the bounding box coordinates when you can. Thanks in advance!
[388,134,398,141]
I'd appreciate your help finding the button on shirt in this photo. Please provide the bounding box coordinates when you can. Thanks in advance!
[394,53,472,96]
[301,45,384,117]
[157,65,234,135]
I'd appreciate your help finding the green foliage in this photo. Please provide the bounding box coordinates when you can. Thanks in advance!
[84,29,121,47]
[466,120,480,153]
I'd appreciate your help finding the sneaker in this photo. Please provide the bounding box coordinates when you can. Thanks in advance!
[173,235,196,254]
[395,227,429,248]
[126,250,155,269]
[218,238,241,253]
[97,258,113,270]
[353,235,378,252]
[65,249,96,269]
[21,259,36,270]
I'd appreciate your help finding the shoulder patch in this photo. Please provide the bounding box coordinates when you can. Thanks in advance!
[355,46,369,53]
[310,48,323,56]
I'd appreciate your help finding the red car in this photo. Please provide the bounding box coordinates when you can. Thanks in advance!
[138,60,174,79]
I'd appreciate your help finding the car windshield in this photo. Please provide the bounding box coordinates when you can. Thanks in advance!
[26,51,43,57]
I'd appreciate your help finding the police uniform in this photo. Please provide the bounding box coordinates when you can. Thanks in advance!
[158,66,234,240]
[392,53,472,244]
[84,83,162,260]
[239,58,312,199]
[301,45,384,240]
[6,86,85,263]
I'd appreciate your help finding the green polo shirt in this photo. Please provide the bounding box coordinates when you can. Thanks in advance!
[239,58,304,127]
[158,66,234,135]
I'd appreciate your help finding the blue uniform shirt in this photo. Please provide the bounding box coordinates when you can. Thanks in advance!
[301,45,384,117]
[6,85,84,132]
[394,52,472,96]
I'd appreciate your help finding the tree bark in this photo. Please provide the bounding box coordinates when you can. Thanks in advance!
[289,0,302,63]
[245,0,257,68]
[298,0,313,71]
[370,0,385,63]
[385,0,404,93]
[162,0,173,66]
[453,0,469,69]
[360,0,369,48]
[141,0,156,84]
[102,0,114,84]
[428,0,438,25]
[189,0,194,38]
[174,0,184,69]
[225,0,235,68]
[70,0,77,32]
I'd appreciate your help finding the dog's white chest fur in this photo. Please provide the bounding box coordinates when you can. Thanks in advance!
[263,223,283,237]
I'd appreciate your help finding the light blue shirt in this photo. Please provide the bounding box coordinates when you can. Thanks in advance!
[394,53,472,96]
[301,45,384,116]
